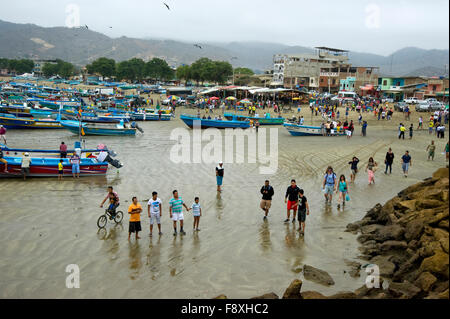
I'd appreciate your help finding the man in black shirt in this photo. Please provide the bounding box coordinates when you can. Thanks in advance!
[285,179,301,223]
[260,180,274,219]
[348,157,359,183]
[216,161,224,192]
[297,189,310,236]
[385,148,395,174]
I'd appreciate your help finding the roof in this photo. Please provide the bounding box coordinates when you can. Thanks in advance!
[315,47,349,53]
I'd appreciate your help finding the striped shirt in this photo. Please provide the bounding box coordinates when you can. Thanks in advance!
[170,197,184,214]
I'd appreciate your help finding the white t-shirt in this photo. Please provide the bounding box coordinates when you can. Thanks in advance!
[148,198,162,215]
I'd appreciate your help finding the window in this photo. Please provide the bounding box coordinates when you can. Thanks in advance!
[383,80,387,86]
[432,85,437,91]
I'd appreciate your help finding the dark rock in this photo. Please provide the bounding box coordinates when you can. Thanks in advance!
[282,279,303,299]
[419,251,449,278]
[328,292,357,299]
[405,219,425,241]
[213,295,228,299]
[369,255,396,277]
[364,204,382,220]
[251,292,279,299]
[432,167,449,179]
[300,291,326,299]
[432,280,449,293]
[388,281,421,299]
[380,241,408,251]
[303,265,335,286]
[414,272,437,292]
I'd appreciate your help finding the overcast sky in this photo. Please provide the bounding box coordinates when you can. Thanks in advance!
[1,0,448,56]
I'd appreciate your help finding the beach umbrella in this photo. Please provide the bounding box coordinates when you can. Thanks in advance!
[167,95,180,101]
[226,96,236,101]
[240,99,252,104]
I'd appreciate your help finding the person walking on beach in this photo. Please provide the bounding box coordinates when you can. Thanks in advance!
[323,167,337,204]
[297,189,310,236]
[361,121,368,137]
[445,142,449,162]
[216,161,224,192]
[21,152,31,181]
[147,192,163,237]
[285,180,301,223]
[384,148,395,174]
[128,197,142,241]
[0,125,7,145]
[401,151,412,178]
[169,190,190,236]
[60,142,67,159]
[427,141,436,161]
[418,116,423,130]
[70,152,81,179]
[100,186,120,217]
[348,157,360,183]
[399,124,406,140]
[260,180,274,220]
[409,124,414,139]
[366,157,378,185]
[336,175,349,210]
[190,197,202,232]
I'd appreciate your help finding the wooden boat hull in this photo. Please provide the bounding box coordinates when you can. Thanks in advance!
[60,120,136,136]
[0,115,63,129]
[224,113,285,125]
[284,123,346,136]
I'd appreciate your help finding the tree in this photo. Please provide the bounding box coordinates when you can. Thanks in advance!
[190,58,213,84]
[145,58,174,81]
[211,61,233,84]
[176,65,191,84]
[7,59,34,74]
[86,57,116,78]
[42,63,59,77]
[234,67,254,76]
[42,60,74,78]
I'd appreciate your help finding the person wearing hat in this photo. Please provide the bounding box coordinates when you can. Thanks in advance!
[21,153,31,180]
[216,161,224,192]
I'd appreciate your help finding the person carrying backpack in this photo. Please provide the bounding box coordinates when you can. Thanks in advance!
[322,166,337,204]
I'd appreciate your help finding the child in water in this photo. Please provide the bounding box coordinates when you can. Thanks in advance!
[190,197,202,231]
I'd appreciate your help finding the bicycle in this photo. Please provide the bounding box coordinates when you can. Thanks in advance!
[97,208,124,229]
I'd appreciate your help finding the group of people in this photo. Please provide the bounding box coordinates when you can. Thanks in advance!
[100,186,203,241]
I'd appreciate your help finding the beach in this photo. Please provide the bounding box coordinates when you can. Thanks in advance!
[0,105,447,299]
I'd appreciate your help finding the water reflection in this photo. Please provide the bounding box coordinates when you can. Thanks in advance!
[147,237,162,279]
[168,235,185,277]
[216,192,224,220]
[128,241,142,279]
[259,220,272,253]
[284,223,304,249]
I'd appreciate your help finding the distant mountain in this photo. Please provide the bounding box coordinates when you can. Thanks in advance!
[0,19,448,77]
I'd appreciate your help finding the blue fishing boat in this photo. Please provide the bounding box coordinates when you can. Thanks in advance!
[180,114,250,129]
[224,113,285,125]
[130,112,172,121]
[60,120,139,136]
[0,113,63,129]
[284,123,346,136]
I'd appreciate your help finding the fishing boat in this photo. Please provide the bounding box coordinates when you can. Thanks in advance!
[0,142,122,178]
[60,120,140,136]
[0,113,63,129]
[224,113,285,125]
[130,112,172,121]
[284,122,346,136]
[180,114,250,129]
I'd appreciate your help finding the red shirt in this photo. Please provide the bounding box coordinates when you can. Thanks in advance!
[60,144,68,152]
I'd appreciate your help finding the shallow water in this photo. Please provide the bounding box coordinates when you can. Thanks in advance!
[0,110,447,298]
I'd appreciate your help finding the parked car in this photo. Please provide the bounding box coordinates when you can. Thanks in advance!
[404,97,419,104]
[382,97,394,103]
[416,101,431,112]
[394,101,408,112]
[426,98,438,104]
[429,101,444,111]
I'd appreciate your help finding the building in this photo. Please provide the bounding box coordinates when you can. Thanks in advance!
[378,76,448,102]
[272,47,379,94]
[32,59,58,75]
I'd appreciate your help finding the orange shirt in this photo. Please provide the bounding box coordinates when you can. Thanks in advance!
[128,203,142,222]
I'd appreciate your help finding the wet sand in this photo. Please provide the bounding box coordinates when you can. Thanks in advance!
[0,106,447,299]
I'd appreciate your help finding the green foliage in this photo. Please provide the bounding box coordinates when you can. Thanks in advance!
[42,59,75,78]
[146,58,175,81]
[0,58,35,74]
[234,67,254,76]
[186,58,233,85]
[86,57,116,78]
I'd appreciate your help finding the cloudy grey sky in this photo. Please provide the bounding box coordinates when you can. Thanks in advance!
[1,0,448,55]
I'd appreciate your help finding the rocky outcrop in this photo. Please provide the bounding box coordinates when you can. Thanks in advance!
[345,168,449,299]
[303,265,335,286]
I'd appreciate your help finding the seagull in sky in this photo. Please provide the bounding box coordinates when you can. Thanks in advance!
[194,44,203,49]
[163,2,170,10]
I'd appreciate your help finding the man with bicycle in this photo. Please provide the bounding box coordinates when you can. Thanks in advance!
[100,186,120,218]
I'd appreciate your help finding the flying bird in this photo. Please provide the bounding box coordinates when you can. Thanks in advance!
[108,26,113,29]
[194,44,202,49]
[163,2,170,10]
[85,24,89,29]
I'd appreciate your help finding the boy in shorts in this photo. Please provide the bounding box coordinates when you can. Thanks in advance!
[169,190,190,236]
[190,197,202,231]
[58,160,64,180]
[147,192,163,237]
[128,197,142,241]
[297,189,310,236]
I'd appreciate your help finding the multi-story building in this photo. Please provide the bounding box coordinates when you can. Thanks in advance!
[378,76,448,102]
[32,59,58,75]
[272,47,379,94]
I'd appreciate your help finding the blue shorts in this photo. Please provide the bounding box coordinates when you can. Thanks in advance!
[324,185,334,195]
[216,175,223,186]
[72,163,80,174]
[402,163,410,172]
